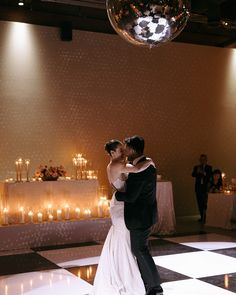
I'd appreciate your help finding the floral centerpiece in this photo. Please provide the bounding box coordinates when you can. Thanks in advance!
[35,162,66,181]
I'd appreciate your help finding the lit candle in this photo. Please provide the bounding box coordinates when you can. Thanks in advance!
[64,204,70,220]
[19,207,25,223]
[25,159,30,182]
[2,208,9,225]
[57,209,62,221]
[87,170,92,180]
[18,158,23,182]
[103,200,110,217]
[84,209,91,218]
[48,214,53,222]
[97,200,103,218]
[28,211,34,223]
[15,160,19,182]
[47,204,52,215]
[75,207,80,219]
[37,212,43,223]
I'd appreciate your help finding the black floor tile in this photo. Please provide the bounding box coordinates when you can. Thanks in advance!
[149,238,201,256]
[66,264,190,285]
[31,241,100,252]
[66,265,98,284]
[212,247,236,258]
[0,253,60,276]
[158,265,190,283]
[152,230,207,238]
[200,273,236,293]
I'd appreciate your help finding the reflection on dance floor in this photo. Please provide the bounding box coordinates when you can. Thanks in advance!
[1,233,236,294]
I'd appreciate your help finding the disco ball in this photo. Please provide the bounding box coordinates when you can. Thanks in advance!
[106,0,190,47]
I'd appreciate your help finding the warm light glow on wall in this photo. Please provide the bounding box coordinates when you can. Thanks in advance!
[4,22,37,75]
[1,21,48,105]
[225,49,236,106]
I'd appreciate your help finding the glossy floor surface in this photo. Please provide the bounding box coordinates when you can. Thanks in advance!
[1,216,236,295]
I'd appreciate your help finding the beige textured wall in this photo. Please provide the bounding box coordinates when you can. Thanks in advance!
[1,20,236,216]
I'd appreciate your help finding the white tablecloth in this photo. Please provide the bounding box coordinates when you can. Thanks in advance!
[206,192,236,229]
[152,181,176,235]
[0,179,99,215]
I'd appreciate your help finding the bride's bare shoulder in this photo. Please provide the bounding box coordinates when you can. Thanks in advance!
[107,160,122,170]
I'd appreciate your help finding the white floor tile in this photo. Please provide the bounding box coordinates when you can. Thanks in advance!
[153,251,236,278]
[181,241,236,251]
[162,279,236,295]
[0,269,92,295]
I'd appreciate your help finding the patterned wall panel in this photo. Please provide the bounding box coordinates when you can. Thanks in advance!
[0,20,236,216]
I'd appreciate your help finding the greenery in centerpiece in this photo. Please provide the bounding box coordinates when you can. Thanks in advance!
[35,161,66,181]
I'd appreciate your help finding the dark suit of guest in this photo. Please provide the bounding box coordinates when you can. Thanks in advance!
[115,157,161,293]
[192,164,212,222]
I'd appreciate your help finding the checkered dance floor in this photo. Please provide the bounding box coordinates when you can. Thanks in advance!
[1,232,236,294]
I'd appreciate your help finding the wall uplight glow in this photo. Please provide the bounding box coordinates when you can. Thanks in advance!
[225,49,236,106]
[4,22,36,74]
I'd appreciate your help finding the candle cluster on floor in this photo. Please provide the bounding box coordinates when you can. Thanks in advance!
[0,197,110,225]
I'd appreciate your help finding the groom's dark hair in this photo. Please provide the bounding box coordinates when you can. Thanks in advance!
[124,136,144,154]
[105,139,122,155]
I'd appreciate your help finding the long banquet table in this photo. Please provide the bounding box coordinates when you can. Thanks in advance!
[152,180,176,235]
[206,192,236,229]
[0,179,176,235]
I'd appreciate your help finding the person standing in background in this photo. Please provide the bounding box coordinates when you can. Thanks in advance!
[192,154,212,223]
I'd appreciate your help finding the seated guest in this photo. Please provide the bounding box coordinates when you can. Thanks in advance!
[208,169,223,193]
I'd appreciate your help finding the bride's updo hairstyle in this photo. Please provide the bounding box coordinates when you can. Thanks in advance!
[105,139,122,155]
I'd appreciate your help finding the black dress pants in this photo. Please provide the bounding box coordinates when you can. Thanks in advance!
[196,188,208,221]
[130,228,161,292]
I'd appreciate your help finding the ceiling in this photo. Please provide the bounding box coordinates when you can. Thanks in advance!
[0,0,236,48]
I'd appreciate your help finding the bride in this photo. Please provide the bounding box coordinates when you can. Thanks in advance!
[89,139,154,295]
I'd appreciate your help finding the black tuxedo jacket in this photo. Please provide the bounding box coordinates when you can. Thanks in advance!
[115,157,157,230]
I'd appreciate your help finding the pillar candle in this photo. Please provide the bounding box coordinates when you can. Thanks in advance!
[84,209,91,218]
[37,212,43,223]
[48,214,53,222]
[19,207,25,223]
[64,205,70,220]
[18,158,23,182]
[75,208,80,219]
[103,200,110,217]
[47,204,52,215]
[97,200,103,218]
[57,209,62,221]
[15,161,19,182]
[2,208,9,225]
[25,160,30,182]
[28,211,34,223]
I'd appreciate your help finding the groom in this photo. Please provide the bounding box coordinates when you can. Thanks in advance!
[115,135,163,295]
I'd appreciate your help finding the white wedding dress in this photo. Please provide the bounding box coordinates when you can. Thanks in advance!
[89,178,146,295]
